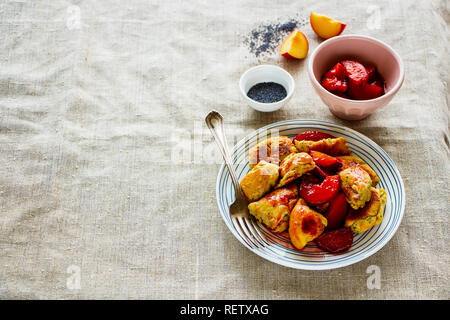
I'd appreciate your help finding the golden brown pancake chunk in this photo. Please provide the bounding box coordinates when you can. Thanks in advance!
[337,155,380,186]
[294,137,350,156]
[240,161,279,202]
[276,152,315,188]
[249,136,297,169]
[248,184,298,233]
[289,198,327,250]
[345,188,387,233]
[339,166,372,210]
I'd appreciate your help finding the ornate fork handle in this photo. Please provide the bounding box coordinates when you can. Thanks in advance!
[205,110,245,201]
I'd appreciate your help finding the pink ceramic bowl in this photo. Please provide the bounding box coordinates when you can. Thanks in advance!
[308,35,404,120]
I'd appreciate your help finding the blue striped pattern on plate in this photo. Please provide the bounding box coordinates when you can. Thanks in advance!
[216,120,405,270]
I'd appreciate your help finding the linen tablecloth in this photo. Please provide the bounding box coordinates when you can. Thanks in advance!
[0,0,448,299]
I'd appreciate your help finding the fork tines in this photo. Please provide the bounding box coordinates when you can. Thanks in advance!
[232,217,267,248]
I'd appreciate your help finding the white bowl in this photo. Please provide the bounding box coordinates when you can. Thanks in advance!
[239,65,295,112]
[216,119,405,270]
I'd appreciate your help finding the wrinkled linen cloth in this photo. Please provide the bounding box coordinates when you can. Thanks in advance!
[0,0,448,299]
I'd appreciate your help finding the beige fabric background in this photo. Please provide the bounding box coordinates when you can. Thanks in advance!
[0,0,448,299]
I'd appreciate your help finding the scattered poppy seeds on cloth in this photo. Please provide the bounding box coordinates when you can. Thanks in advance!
[244,17,307,57]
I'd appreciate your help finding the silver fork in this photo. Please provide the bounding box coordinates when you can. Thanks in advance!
[205,110,267,249]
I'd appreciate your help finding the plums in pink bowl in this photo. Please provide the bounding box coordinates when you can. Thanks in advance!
[308,35,405,120]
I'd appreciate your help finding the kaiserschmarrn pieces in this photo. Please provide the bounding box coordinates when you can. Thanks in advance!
[240,161,279,202]
[337,155,380,186]
[276,152,315,188]
[249,136,297,169]
[248,183,298,233]
[339,166,372,210]
[241,132,389,253]
[294,137,351,156]
[289,198,327,250]
[345,188,387,233]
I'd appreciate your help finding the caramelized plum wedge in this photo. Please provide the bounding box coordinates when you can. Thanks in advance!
[325,193,348,230]
[315,227,354,253]
[340,60,368,86]
[293,131,335,143]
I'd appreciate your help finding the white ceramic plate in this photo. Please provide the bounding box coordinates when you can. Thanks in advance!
[216,119,405,270]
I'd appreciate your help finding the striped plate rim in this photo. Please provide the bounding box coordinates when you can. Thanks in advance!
[215,119,405,270]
